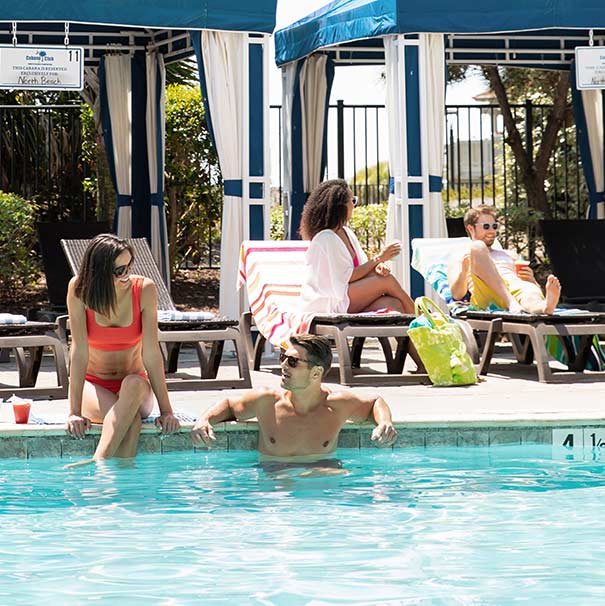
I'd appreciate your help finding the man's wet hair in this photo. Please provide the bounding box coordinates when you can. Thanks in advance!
[290,334,332,377]
[463,204,498,228]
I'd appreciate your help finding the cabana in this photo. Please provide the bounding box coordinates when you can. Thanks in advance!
[275,0,605,296]
[1,1,276,320]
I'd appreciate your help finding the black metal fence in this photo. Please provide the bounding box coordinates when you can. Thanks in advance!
[1,101,588,267]
[444,101,587,221]
[271,100,587,221]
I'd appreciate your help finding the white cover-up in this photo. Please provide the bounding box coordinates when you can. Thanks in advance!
[299,227,368,313]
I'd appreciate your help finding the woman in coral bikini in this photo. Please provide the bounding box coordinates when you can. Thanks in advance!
[298,179,414,315]
[66,234,179,462]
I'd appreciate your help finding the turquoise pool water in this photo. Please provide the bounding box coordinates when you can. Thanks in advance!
[1,446,605,605]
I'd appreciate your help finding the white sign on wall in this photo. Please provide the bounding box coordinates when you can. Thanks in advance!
[0,45,84,91]
[575,46,605,90]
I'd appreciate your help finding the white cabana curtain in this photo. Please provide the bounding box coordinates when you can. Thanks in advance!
[420,33,447,240]
[580,89,604,218]
[384,36,405,284]
[281,62,297,238]
[145,51,170,284]
[200,30,245,320]
[104,55,133,236]
[384,34,446,295]
[300,54,328,192]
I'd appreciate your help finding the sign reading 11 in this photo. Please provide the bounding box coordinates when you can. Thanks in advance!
[68,50,80,62]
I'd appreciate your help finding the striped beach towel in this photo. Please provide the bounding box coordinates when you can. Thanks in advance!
[237,241,316,347]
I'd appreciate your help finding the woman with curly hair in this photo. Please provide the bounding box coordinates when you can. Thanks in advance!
[298,179,414,314]
[65,234,180,465]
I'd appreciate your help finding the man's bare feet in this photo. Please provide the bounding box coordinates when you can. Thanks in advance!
[544,274,561,314]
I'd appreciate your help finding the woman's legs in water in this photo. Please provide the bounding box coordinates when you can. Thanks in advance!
[81,374,154,460]
[347,273,414,314]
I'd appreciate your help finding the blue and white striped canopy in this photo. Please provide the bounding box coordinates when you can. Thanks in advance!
[1,1,276,65]
[275,0,605,66]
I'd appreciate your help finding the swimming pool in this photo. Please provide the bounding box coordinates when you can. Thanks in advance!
[1,445,604,605]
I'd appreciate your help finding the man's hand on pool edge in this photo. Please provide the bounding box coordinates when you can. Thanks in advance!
[191,419,216,447]
[371,422,397,447]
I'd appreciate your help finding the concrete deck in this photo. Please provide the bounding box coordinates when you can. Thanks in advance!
[1,340,604,457]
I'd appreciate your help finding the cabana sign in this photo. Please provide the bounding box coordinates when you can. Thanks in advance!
[575,46,605,89]
[0,45,84,91]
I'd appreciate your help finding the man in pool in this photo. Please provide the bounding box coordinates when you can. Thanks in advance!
[190,334,398,461]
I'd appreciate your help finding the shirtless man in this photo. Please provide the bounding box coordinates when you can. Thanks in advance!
[190,334,398,459]
[448,205,561,314]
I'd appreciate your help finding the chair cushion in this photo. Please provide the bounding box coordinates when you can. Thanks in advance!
[0,313,27,325]
[157,310,215,322]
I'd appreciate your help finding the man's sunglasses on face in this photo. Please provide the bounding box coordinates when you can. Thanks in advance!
[113,262,132,278]
[480,222,499,230]
[279,353,310,368]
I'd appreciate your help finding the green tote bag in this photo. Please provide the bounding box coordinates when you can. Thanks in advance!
[408,296,477,387]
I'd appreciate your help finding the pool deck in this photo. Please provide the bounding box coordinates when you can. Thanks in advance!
[1,341,604,457]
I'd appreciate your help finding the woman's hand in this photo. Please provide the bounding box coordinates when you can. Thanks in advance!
[66,414,91,439]
[375,262,391,276]
[517,266,538,284]
[377,241,402,263]
[155,413,180,435]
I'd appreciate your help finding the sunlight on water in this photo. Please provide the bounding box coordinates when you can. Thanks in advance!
[1,446,605,605]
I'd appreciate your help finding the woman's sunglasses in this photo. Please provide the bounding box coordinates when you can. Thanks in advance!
[279,352,310,368]
[480,222,499,230]
[351,195,358,207]
[113,262,132,278]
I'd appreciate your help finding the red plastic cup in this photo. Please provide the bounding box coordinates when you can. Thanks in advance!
[514,260,530,276]
[13,402,31,424]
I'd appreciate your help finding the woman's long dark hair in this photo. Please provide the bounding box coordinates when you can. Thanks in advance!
[299,179,351,240]
[74,234,134,316]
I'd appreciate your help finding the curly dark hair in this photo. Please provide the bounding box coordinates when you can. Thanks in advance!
[299,179,352,240]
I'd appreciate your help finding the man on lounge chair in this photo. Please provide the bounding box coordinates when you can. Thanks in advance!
[448,205,561,314]
[190,334,398,459]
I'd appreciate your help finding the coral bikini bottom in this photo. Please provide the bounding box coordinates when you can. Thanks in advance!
[85,372,148,395]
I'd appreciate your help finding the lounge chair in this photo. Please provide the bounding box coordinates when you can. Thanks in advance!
[61,237,251,390]
[0,316,68,399]
[411,236,605,383]
[237,240,426,386]
[540,219,605,309]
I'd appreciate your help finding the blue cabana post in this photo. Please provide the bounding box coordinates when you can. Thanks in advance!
[1,1,276,319]
[275,0,605,298]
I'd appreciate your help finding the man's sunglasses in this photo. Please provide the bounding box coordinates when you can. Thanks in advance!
[279,352,310,368]
[113,262,132,278]
[480,222,499,230]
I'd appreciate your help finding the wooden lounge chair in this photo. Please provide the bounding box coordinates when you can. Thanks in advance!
[61,237,251,391]
[412,236,605,383]
[238,240,425,386]
[0,320,69,399]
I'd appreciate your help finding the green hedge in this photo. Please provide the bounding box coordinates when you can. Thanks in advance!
[0,192,40,301]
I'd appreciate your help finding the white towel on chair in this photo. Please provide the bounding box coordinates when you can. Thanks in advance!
[157,310,214,322]
[0,314,27,325]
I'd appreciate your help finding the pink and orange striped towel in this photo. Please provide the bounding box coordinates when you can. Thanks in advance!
[237,240,316,347]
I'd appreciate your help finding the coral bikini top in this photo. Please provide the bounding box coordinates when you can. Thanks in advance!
[86,277,143,351]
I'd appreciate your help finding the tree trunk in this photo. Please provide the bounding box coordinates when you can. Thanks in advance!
[483,66,570,220]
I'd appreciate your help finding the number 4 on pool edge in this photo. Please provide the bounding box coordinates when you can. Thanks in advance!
[562,433,575,448]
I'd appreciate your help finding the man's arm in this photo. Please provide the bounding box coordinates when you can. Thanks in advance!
[190,389,274,447]
[448,252,471,301]
[339,392,398,447]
